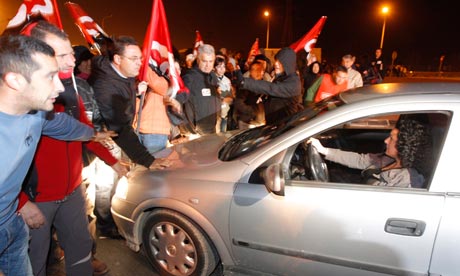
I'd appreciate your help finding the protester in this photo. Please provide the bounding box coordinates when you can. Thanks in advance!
[243,54,272,81]
[182,44,221,135]
[302,61,322,99]
[234,61,266,129]
[305,65,349,104]
[214,56,234,132]
[341,54,363,89]
[225,55,240,86]
[89,36,170,169]
[371,48,385,81]
[0,34,107,276]
[17,20,125,276]
[88,36,171,243]
[74,45,124,241]
[73,45,101,128]
[239,47,302,125]
[181,51,195,76]
[133,65,184,155]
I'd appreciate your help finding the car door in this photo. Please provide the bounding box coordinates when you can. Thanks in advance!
[229,109,450,276]
[230,181,444,276]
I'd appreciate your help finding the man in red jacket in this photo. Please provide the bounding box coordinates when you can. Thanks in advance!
[17,21,127,276]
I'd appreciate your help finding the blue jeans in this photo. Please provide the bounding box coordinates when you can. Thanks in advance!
[0,214,33,276]
[139,134,168,155]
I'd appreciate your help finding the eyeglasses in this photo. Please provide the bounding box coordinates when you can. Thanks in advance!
[121,56,143,62]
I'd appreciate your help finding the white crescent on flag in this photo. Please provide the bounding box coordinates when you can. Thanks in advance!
[289,16,327,53]
[7,0,54,28]
[77,15,108,37]
[304,38,317,53]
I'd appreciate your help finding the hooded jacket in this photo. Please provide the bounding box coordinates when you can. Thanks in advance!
[240,47,302,124]
[88,55,154,167]
[18,78,117,208]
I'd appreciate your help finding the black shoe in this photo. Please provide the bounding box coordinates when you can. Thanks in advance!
[98,228,123,240]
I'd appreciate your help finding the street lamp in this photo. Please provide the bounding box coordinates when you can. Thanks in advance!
[264,10,270,49]
[379,6,389,49]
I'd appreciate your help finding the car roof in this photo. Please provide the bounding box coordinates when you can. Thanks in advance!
[340,82,460,104]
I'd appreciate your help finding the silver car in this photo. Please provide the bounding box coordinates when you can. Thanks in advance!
[112,82,460,276]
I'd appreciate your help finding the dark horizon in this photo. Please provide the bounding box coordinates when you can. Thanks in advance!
[1,0,459,71]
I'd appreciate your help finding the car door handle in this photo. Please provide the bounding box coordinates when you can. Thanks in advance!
[385,218,426,236]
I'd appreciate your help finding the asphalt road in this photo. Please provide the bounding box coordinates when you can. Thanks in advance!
[95,237,158,276]
[48,237,159,276]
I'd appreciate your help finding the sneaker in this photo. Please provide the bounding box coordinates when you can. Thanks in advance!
[92,258,109,276]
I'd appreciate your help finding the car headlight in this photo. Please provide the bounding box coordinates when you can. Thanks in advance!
[114,176,129,200]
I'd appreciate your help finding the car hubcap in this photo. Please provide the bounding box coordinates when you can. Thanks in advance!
[150,222,196,275]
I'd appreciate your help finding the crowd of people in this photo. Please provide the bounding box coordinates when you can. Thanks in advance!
[178,45,389,134]
[0,18,392,276]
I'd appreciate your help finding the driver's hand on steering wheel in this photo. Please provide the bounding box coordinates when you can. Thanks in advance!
[308,138,329,155]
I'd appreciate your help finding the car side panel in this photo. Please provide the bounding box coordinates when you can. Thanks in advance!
[428,195,460,276]
[230,183,443,275]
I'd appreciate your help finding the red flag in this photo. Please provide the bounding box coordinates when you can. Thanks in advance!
[5,0,62,32]
[65,2,111,55]
[246,38,260,65]
[140,0,188,98]
[290,16,327,53]
[192,30,204,58]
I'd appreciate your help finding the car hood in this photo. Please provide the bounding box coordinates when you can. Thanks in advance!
[127,131,248,186]
[153,131,236,169]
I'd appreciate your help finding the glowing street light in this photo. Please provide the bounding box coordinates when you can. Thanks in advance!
[264,10,270,49]
[379,6,389,49]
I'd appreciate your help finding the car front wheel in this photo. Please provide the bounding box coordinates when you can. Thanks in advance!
[142,209,219,276]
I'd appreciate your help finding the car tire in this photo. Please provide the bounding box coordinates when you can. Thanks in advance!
[142,209,219,276]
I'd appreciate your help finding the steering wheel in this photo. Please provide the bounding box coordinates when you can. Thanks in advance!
[305,143,329,182]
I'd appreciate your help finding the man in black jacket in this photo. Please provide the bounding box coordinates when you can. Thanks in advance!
[239,47,302,124]
[182,44,221,135]
[89,36,169,170]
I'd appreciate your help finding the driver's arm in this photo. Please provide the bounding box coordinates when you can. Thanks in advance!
[309,138,372,170]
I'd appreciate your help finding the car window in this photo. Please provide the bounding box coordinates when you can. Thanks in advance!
[288,112,450,189]
[219,96,345,161]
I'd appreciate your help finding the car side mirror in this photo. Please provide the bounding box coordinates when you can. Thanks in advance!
[263,163,285,196]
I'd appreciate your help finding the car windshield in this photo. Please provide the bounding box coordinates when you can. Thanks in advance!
[219,95,346,161]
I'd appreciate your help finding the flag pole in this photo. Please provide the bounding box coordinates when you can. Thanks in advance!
[136,0,157,135]
[136,91,146,135]
[52,0,63,29]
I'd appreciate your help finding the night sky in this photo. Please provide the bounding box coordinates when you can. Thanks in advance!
[1,0,458,69]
